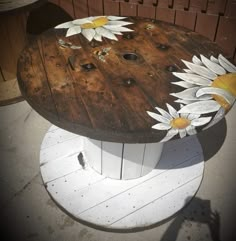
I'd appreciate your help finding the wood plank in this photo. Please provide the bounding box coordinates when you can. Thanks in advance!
[74,0,89,18]
[206,0,227,14]
[84,138,102,173]
[157,0,169,8]
[41,153,82,184]
[102,142,123,179]
[156,7,175,23]
[175,10,197,30]
[0,15,16,81]
[103,0,120,15]
[38,32,92,130]
[59,0,75,18]
[88,0,104,16]
[41,127,79,149]
[137,3,156,18]
[57,35,131,133]
[120,2,137,16]
[0,78,23,106]
[215,17,236,58]
[79,155,203,226]
[17,39,58,120]
[111,176,202,228]
[173,0,189,10]
[40,136,83,164]
[122,143,145,179]
[195,13,219,41]
[141,142,163,176]
[225,0,236,17]
[188,0,202,12]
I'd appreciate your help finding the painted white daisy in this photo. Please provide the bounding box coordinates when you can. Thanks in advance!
[171,54,236,113]
[170,54,236,128]
[55,16,133,42]
[147,104,211,142]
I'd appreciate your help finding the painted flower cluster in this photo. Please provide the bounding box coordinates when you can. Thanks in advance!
[148,54,236,142]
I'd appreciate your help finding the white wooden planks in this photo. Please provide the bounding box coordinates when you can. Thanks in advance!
[102,141,123,179]
[84,139,164,180]
[122,143,145,179]
[40,126,204,230]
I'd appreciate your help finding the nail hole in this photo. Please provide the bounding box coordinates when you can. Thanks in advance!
[81,63,96,71]
[123,53,138,61]
[156,43,170,51]
[123,78,136,87]
[166,65,178,72]
[123,33,134,39]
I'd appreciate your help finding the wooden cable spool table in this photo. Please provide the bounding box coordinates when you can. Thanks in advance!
[17,16,236,230]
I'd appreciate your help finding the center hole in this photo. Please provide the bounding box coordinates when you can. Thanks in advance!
[123,53,138,61]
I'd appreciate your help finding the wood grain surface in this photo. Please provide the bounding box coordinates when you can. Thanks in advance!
[17,17,223,143]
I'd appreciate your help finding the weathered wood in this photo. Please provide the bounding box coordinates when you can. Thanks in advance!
[17,17,225,143]
[215,17,236,58]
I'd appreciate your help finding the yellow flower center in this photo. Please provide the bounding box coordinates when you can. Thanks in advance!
[81,17,109,29]
[171,117,191,129]
[211,73,236,111]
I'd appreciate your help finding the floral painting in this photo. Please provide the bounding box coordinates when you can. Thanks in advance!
[148,54,236,142]
[55,16,133,42]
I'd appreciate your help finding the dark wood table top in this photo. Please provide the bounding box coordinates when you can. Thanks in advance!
[17,17,226,143]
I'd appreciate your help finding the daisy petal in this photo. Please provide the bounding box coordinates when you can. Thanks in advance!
[96,27,118,40]
[171,87,212,100]
[179,129,187,138]
[180,112,189,118]
[108,16,127,20]
[182,60,217,80]
[191,117,212,126]
[196,87,235,105]
[218,54,236,73]
[166,104,179,118]
[172,72,212,86]
[94,33,102,41]
[200,55,226,75]
[103,25,133,32]
[81,29,96,41]
[175,99,197,104]
[186,125,197,135]
[107,20,133,26]
[171,81,195,88]
[187,113,201,120]
[111,31,123,35]
[203,107,225,130]
[210,56,219,64]
[72,18,93,25]
[183,69,194,73]
[160,129,179,142]
[192,55,202,65]
[152,123,171,130]
[178,100,221,114]
[147,111,170,124]
[55,21,74,29]
[66,26,82,37]
[155,107,173,120]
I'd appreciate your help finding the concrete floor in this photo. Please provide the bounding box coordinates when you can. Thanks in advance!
[0,101,235,241]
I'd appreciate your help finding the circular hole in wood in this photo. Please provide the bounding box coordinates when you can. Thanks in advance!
[123,53,138,61]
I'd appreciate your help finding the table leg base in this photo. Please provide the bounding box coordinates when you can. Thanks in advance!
[40,125,204,230]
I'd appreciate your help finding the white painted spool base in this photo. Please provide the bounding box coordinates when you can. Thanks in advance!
[40,126,204,230]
